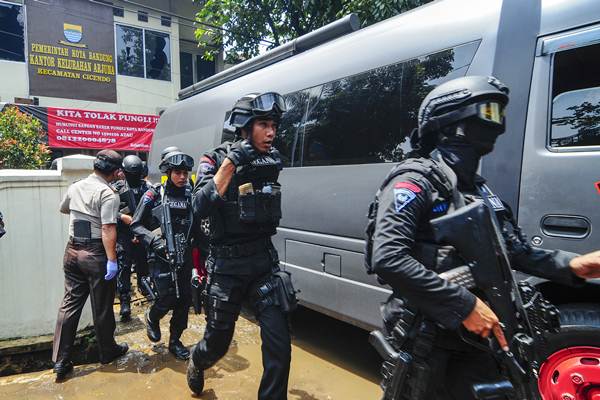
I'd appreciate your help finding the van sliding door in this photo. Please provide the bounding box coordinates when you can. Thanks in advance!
[519,24,600,254]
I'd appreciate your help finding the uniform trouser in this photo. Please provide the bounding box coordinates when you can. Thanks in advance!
[116,237,148,298]
[410,331,506,400]
[52,241,118,363]
[148,258,192,341]
[191,251,292,400]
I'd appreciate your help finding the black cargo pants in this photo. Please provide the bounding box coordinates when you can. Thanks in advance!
[116,236,148,297]
[412,331,506,399]
[148,255,192,341]
[191,248,291,400]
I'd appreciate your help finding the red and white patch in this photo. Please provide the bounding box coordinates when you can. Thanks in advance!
[394,181,421,193]
[200,156,215,165]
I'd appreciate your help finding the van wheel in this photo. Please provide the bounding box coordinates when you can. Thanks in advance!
[558,303,600,327]
[537,326,600,399]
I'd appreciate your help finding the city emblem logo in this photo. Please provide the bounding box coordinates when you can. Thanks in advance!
[63,23,83,43]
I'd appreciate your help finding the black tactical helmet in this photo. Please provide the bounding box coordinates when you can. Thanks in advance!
[159,151,194,173]
[122,155,143,175]
[229,92,287,130]
[94,150,123,173]
[160,146,180,160]
[412,76,510,150]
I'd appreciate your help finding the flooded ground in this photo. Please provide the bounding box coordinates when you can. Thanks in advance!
[0,304,382,399]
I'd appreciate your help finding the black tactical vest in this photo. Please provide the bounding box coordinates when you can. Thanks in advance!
[159,183,194,237]
[210,145,283,243]
[365,154,461,275]
[365,153,513,277]
[119,180,149,215]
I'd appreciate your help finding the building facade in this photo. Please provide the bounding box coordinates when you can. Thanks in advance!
[0,0,223,158]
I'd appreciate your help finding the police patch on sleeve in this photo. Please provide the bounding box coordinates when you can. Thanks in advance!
[393,182,421,213]
[198,156,216,176]
[142,190,155,205]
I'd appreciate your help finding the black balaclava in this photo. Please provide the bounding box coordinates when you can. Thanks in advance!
[124,171,142,188]
[438,138,481,191]
[437,121,501,190]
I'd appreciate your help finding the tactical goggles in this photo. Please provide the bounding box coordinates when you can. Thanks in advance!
[421,101,506,133]
[164,153,194,171]
[477,102,505,124]
[250,92,287,114]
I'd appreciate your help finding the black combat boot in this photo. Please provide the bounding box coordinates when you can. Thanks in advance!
[169,339,190,360]
[145,309,161,342]
[187,355,204,395]
[101,343,129,364]
[53,359,73,381]
[119,294,131,322]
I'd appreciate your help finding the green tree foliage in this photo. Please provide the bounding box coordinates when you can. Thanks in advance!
[0,106,50,169]
[194,0,432,63]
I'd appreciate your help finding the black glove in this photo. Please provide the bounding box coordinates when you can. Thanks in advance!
[151,237,166,254]
[227,139,258,167]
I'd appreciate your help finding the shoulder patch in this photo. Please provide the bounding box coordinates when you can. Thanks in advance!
[393,184,419,213]
[394,181,422,193]
[142,189,156,205]
[198,156,216,175]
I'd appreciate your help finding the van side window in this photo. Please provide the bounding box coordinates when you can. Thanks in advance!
[273,41,479,167]
[550,43,600,148]
[273,90,309,167]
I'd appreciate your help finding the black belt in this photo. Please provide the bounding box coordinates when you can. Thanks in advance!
[210,238,270,259]
[69,237,103,245]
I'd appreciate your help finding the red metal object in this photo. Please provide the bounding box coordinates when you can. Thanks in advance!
[539,346,600,400]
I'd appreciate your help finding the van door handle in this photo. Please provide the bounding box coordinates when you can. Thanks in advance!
[541,215,590,239]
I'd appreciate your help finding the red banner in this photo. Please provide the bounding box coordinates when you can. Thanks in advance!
[47,107,157,151]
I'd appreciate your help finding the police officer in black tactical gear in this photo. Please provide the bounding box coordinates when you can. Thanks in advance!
[187,92,294,399]
[131,150,196,360]
[111,155,151,321]
[366,76,600,400]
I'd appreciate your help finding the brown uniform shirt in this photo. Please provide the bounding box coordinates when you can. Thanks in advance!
[60,173,119,239]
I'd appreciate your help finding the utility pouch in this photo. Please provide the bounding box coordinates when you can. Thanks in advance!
[272,270,298,313]
[155,272,174,298]
[73,219,92,239]
[239,191,282,224]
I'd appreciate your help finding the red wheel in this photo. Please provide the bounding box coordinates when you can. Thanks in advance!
[538,346,600,400]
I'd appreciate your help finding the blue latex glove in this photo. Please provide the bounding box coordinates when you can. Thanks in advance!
[105,259,118,280]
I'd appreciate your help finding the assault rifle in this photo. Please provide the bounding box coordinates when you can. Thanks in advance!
[152,199,187,299]
[430,200,560,400]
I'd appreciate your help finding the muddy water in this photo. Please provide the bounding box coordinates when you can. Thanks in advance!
[0,306,382,399]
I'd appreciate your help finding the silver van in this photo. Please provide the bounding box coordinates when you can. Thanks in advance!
[150,0,600,332]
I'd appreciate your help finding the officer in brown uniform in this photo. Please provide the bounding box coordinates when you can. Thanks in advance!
[53,150,129,380]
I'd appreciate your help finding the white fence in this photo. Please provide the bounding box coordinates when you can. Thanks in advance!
[0,155,95,340]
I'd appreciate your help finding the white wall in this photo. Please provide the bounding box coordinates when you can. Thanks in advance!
[0,155,95,340]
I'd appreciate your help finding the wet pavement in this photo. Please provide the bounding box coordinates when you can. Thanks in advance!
[0,304,382,399]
